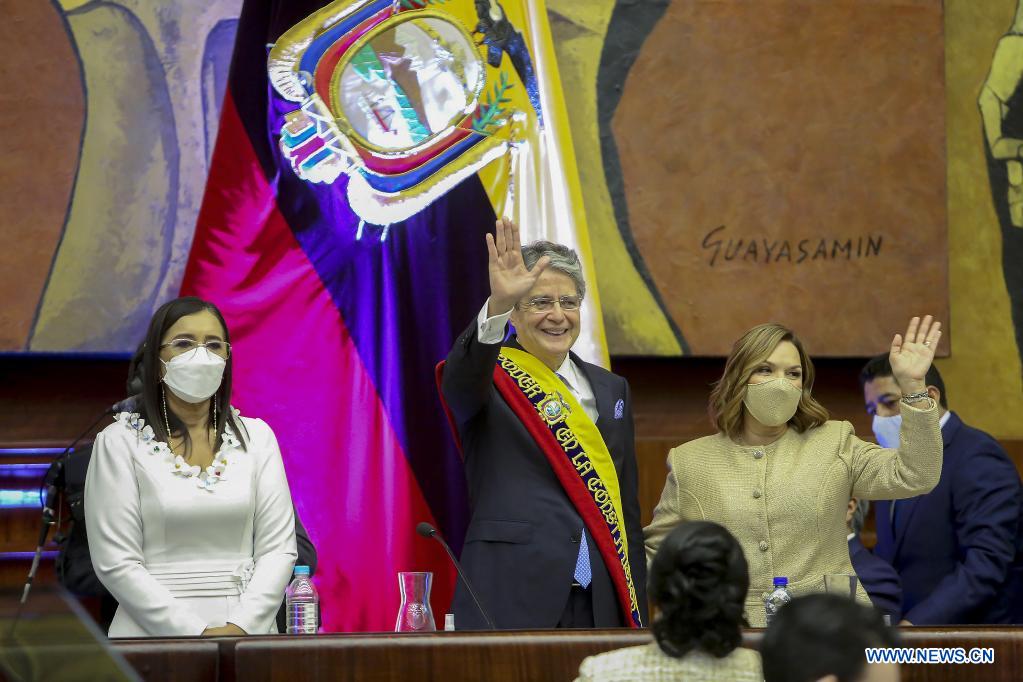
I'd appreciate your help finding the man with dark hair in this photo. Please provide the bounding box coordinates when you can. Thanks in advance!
[860,355,1023,624]
[762,594,898,682]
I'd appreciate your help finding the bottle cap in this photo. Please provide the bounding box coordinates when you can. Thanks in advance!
[772,576,788,586]
[294,565,310,576]
[444,613,455,631]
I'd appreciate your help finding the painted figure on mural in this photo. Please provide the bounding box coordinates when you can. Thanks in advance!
[473,0,543,124]
[27,0,240,351]
[979,0,1023,376]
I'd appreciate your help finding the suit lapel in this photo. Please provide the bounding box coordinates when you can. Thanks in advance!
[571,353,617,444]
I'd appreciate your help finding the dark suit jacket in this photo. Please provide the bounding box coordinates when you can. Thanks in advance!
[849,534,902,621]
[440,320,648,629]
[873,412,1023,624]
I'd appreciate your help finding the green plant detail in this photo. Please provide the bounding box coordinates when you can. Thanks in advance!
[472,71,514,134]
[398,0,450,9]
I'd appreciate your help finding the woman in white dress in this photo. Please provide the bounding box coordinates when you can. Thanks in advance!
[85,297,298,637]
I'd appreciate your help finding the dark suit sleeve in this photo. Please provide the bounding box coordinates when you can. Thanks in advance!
[276,508,318,632]
[905,442,1022,625]
[440,316,505,425]
[850,537,902,622]
[618,378,649,623]
[295,512,317,575]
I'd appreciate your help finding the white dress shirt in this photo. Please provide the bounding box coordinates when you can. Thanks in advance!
[476,299,598,421]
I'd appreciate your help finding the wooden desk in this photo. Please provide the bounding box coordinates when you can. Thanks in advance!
[107,628,1023,682]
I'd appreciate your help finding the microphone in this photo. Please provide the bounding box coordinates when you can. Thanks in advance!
[19,403,123,606]
[416,522,496,629]
[110,394,140,414]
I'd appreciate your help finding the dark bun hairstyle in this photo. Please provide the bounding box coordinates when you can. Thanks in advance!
[649,521,750,659]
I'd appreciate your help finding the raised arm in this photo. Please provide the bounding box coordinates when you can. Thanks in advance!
[850,316,943,498]
[440,218,550,423]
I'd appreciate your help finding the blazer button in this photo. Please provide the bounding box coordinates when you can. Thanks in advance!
[753,450,764,459]
[759,541,769,552]
[753,489,762,499]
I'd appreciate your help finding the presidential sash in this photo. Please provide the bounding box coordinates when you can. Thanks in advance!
[490,347,642,628]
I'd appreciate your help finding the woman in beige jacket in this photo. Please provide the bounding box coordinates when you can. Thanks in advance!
[644,316,943,626]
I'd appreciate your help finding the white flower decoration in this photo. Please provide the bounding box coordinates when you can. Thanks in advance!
[211,461,227,480]
[120,410,236,491]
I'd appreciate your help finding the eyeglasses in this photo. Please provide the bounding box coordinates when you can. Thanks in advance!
[159,338,232,359]
[518,296,582,313]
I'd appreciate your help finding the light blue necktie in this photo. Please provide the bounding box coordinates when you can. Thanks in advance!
[556,371,593,589]
[574,530,592,588]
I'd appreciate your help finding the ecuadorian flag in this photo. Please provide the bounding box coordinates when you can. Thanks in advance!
[181,0,605,631]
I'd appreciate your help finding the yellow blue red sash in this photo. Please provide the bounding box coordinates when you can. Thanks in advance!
[490,347,642,628]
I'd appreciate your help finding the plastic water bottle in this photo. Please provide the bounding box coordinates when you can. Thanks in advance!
[286,566,318,634]
[764,576,792,626]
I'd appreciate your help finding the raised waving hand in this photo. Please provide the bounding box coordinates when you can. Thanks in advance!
[486,217,549,315]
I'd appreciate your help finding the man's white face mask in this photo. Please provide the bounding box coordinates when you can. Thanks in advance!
[871,414,902,449]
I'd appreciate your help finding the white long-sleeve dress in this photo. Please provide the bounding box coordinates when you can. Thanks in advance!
[84,411,298,637]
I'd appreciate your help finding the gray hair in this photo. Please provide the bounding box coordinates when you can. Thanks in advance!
[850,499,870,536]
[520,240,586,299]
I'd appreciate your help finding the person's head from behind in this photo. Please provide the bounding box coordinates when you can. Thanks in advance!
[708,323,830,439]
[138,296,244,452]
[859,353,947,448]
[649,521,749,659]
[762,594,899,682]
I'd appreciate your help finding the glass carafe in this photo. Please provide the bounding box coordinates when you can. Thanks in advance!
[395,571,436,632]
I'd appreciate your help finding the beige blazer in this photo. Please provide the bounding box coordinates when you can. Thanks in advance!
[574,642,763,682]
[643,401,941,626]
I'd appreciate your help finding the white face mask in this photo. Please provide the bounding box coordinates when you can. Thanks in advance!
[161,349,226,403]
[743,378,803,427]
[871,414,902,449]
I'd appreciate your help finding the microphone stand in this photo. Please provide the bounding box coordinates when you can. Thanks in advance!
[416,522,496,629]
[16,408,115,613]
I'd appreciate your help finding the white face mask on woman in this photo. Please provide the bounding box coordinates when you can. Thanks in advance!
[871,414,902,449]
[743,378,802,427]
[162,348,226,403]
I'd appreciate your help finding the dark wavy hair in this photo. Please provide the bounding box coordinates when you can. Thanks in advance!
[761,594,897,682]
[137,297,246,456]
[649,521,749,659]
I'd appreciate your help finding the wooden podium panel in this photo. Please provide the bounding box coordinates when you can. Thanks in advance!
[112,640,220,682]
[208,629,1023,682]
[230,630,651,682]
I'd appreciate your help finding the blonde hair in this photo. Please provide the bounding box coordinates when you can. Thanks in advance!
[708,323,829,439]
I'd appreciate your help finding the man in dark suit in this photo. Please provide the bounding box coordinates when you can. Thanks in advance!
[861,355,1023,624]
[439,217,647,629]
[846,497,902,622]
